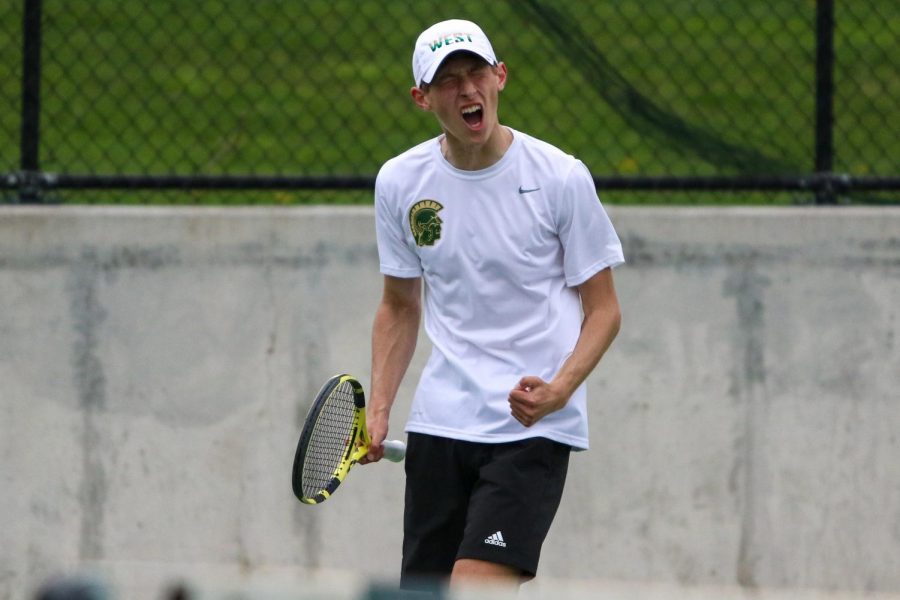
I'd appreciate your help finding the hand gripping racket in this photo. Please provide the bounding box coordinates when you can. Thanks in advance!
[292,374,406,505]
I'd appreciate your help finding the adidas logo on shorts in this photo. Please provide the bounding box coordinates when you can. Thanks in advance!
[484,531,507,548]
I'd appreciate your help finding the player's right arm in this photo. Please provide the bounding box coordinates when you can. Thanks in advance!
[364,275,421,464]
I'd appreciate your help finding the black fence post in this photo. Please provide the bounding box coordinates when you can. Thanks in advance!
[814,0,836,204]
[19,0,43,203]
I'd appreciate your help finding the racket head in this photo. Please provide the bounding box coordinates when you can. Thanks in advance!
[292,374,370,504]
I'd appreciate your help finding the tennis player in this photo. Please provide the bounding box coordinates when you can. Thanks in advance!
[363,19,624,588]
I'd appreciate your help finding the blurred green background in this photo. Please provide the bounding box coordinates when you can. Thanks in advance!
[1,0,897,204]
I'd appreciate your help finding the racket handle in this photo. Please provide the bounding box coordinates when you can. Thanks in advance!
[382,439,407,462]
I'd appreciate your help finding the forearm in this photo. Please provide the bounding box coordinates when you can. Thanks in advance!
[550,300,621,401]
[508,268,620,427]
[370,292,421,419]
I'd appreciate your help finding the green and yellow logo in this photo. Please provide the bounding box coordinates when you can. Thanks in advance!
[409,199,444,247]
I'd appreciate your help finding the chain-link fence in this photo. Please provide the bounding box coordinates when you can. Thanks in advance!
[2,0,898,204]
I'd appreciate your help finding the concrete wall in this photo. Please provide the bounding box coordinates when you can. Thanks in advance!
[1,206,898,599]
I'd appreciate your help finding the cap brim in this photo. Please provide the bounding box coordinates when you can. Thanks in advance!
[420,48,497,86]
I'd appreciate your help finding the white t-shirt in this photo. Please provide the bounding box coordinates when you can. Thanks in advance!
[374,128,624,449]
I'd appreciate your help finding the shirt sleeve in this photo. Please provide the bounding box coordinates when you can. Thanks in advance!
[374,169,423,278]
[556,160,625,287]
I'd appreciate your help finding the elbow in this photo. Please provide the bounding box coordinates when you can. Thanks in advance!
[609,304,622,340]
[581,302,621,344]
[599,295,622,342]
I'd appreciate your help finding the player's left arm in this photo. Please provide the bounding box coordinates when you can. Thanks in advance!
[508,267,621,427]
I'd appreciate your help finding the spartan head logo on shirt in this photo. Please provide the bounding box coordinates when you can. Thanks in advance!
[409,199,444,247]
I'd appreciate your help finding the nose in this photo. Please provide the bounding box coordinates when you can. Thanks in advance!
[458,74,477,96]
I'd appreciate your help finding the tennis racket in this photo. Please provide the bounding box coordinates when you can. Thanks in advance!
[292,374,406,505]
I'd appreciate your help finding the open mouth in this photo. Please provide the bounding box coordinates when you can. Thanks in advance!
[461,104,484,128]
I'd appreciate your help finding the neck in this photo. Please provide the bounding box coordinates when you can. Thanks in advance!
[441,126,512,171]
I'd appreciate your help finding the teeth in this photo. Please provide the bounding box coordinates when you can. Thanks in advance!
[461,105,482,115]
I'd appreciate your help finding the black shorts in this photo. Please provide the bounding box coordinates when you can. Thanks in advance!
[400,432,571,587]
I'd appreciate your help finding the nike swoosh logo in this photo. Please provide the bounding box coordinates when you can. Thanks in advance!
[518,186,541,194]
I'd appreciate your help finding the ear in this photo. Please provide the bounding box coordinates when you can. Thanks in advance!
[410,86,431,111]
[496,62,508,92]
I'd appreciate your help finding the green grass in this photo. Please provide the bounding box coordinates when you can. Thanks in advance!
[1,0,897,204]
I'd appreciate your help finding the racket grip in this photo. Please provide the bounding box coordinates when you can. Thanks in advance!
[381,439,406,462]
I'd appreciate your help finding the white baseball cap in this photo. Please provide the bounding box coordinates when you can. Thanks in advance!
[412,19,498,86]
